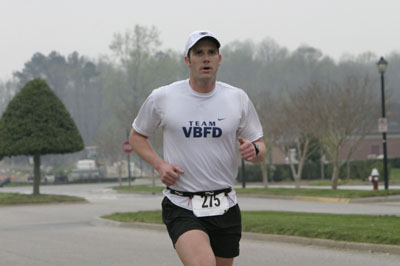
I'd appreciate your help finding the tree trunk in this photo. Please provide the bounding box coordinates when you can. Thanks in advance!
[331,164,339,190]
[260,160,268,188]
[346,161,350,179]
[294,175,301,189]
[33,154,41,195]
[118,162,122,187]
[289,163,301,189]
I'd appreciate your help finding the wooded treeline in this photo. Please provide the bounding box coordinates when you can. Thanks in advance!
[1,25,399,188]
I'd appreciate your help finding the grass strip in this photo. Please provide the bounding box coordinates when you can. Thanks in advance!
[235,187,400,198]
[242,211,400,245]
[103,210,164,224]
[0,192,86,205]
[102,210,400,246]
[113,185,400,199]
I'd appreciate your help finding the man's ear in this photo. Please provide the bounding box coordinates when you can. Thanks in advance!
[184,56,191,67]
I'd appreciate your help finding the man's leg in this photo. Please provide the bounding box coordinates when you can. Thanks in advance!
[175,229,216,266]
[216,257,234,266]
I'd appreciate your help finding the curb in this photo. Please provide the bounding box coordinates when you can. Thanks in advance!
[349,195,400,203]
[93,217,400,255]
[293,196,350,203]
[92,217,166,232]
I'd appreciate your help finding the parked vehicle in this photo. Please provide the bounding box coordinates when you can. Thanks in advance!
[68,159,102,182]
[28,172,55,184]
[0,177,11,187]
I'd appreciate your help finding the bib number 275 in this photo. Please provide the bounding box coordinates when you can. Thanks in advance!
[201,195,220,208]
[192,193,229,217]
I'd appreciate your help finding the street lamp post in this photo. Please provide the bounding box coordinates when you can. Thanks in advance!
[377,57,389,190]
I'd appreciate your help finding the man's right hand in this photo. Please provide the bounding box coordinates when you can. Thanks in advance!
[157,162,184,186]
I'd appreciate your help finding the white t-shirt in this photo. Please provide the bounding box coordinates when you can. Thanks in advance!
[133,79,263,210]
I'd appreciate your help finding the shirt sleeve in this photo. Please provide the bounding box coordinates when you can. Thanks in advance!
[237,91,264,142]
[132,91,162,137]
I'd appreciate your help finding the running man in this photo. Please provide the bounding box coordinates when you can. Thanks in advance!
[130,30,266,266]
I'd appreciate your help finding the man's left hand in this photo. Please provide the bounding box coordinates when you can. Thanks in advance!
[238,137,257,162]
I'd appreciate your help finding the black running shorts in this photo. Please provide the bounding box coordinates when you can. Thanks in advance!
[161,197,242,258]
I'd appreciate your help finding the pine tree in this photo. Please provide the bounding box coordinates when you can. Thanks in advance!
[0,78,84,194]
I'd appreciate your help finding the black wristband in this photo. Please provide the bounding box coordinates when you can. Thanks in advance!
[252,142,259,155]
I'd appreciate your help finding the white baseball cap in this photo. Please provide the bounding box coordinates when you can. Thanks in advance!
[184,30,221,56]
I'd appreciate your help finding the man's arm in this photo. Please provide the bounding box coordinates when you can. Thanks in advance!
[129,129,184,186]
[238,137,266,163]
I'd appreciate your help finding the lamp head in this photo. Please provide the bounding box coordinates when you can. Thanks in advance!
[377,57,388,74]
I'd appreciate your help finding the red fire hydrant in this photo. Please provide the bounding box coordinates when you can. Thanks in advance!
[368,168,379,190]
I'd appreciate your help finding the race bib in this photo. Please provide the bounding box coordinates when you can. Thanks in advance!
[192,193,229,217]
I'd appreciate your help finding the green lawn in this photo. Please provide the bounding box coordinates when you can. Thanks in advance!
[113,185,400,199]
[0,192,87,205]
[235,187,400,198]
[391,168,400,181]
[103,210,400,246]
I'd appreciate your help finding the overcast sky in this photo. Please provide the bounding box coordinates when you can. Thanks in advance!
[1,0,399,80]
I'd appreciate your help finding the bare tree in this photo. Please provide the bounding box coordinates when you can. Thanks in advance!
[252,91,277,188]
[264,91,319,188]
[302,76,380,189]
[99,25,185,169]
[284,95,320,188]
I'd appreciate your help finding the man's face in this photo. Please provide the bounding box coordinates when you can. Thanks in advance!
[185,38,222,82]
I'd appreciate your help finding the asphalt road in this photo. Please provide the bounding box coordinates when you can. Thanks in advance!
[1,183,400,266]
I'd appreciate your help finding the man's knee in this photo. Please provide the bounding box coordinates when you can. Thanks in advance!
[175,230,216,266]
[216,257,234,266]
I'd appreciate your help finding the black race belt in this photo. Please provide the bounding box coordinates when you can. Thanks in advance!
[167,187,232,197]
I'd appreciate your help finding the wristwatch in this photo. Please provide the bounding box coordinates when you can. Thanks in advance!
[252,142,260,155]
